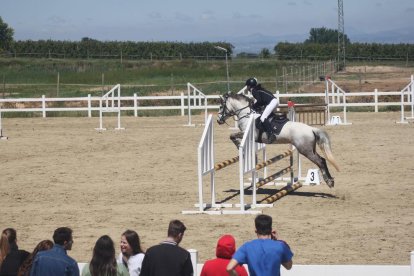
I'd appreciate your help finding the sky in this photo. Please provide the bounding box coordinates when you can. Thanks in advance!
[2,0,414,44]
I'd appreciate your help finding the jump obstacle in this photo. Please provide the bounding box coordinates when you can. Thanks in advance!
[182,113,304,215]
[397,75,414,124]
[185,83,208,127]
[325,78,352,125]
[95,84,125,131]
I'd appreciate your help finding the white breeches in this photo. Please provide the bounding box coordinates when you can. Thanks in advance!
[260,98,279,122]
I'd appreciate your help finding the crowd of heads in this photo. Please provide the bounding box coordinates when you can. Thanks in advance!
[0,214,292,276]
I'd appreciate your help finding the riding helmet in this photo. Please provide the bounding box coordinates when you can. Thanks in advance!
[245,77,258,88]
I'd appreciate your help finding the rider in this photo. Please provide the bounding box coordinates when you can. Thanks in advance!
[245,77,279,143]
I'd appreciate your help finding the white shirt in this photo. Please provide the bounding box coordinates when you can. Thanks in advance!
[117,252,145,276]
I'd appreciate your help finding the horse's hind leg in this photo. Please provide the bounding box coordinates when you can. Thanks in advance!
[299,148,335,188]
[230,132,244,149]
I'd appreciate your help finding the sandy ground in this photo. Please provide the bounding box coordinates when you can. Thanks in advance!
[0,112,413,266]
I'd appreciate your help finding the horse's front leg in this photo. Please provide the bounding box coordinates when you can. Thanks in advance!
[230,132,244,149]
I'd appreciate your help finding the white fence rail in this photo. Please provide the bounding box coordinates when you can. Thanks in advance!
[0,91,407,115]
[83,249,413,276]
[0,82,412,124]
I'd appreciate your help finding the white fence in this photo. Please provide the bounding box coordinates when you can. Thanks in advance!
[0,77,412,124]
[79,249,413,276]
[0,90,409,116]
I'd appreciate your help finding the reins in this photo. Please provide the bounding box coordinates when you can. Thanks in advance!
[219,97,253,123]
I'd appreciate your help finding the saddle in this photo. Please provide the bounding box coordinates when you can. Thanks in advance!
[255,112,289,143]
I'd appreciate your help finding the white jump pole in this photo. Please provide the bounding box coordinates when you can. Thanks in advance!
[410,75,414,120]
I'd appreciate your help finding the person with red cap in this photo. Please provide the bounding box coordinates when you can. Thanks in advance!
[200,235,247,276]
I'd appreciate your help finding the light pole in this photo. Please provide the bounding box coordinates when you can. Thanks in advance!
[215,46,230,92]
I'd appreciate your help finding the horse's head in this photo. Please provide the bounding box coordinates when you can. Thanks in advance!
[217,93,252,125]
[217,94,234,125]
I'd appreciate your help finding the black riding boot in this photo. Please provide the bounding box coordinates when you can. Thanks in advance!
[262,119,275,143]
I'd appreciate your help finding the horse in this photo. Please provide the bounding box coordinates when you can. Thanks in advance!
[216,93,340,188]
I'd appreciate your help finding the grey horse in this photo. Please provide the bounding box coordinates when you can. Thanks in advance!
[217,93,339,188]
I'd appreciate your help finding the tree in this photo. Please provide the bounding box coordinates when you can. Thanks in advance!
[0,16,14,51]
[304,27,350,44]
[260,48,271,58]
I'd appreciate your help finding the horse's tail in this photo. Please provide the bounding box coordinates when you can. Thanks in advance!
[313,129,340,172]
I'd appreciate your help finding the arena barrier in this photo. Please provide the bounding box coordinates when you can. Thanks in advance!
[0,106,8,140]
[95,84,125,131]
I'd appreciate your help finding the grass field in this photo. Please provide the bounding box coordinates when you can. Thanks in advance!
[0,58,413,116]
[1,57,337,98]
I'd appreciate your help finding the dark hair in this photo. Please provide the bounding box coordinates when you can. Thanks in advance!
[167,220,186,238]
[122,230,144,255]
[255,214,273,235]
[53,227,72,245]
[0,228,17,266]
[17,240,54,276]
[2,228,16,244]
[89,235,117,276]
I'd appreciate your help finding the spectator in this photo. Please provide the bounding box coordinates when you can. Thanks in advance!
[17,240,54,276]
[200,234,247,276]
[30,227,79,276]
[81,235,129,276]
[117,230,145,276]
[0,228,30,276]
[140,220,193,276]
[226,214,293,276]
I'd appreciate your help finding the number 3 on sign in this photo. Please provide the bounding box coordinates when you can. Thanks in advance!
[305,169,320,185]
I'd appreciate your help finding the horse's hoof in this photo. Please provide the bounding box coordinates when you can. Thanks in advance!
[326,179,335,188]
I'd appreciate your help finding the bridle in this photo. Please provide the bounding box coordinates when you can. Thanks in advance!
[217,95,253,124]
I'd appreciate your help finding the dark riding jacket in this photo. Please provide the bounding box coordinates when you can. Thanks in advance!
[251,85,275,111]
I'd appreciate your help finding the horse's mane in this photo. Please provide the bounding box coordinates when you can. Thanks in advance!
[228,93,252,105]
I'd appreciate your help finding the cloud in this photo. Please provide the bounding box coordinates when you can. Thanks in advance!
[406,7,414,13]
[288,1,297,6]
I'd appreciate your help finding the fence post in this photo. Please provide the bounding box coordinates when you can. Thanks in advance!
[88,94,91,117]
[42,95,46,118]
[374,89,378,112]
[400,87,405,123]
[187,86,192,126]
[181,92,185,116]
[188,249,198,276]
[410,75,414,119]
[134,93,138,117]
